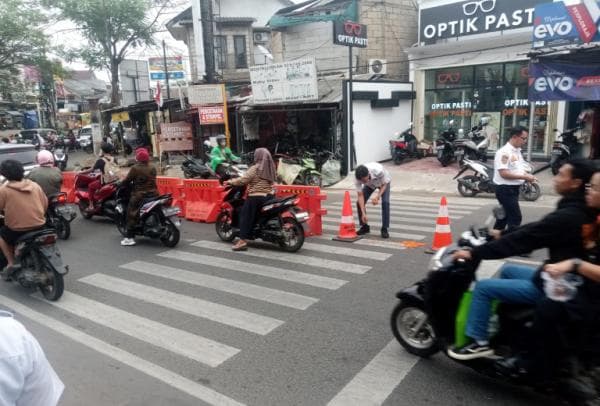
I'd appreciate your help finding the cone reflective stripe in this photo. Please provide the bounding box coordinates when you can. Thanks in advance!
[430,196,453,251]
[333,191,362,242]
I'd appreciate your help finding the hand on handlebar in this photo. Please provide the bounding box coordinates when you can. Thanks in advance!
[524,174,537,183]
[452,249,472,261]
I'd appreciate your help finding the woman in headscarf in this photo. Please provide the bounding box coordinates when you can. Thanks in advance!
[225,148,276,251]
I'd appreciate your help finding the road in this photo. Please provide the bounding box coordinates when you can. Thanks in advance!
[0,190,562,406]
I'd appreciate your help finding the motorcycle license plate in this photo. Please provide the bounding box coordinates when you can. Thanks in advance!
[57,206,75,220]
[39,246,68,275]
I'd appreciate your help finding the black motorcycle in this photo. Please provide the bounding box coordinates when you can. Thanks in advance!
[551,127,582,175]
[115,184,181,247]
[53,147,68,171]
[215,184,309,252]
[390,125,422,165]
[182,156,215,179]
[46,192,76,240]
[435,121,457,167]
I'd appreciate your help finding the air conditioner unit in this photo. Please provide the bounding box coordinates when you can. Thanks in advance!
[253,32,269,43]
[369,59,387,75]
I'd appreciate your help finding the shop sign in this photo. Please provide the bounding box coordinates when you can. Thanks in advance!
[148,56,185,81]
[159,121,193,152]
[333,21,368,48]
[199,106,225,125]
[249,58,318,105]
[420,0,550,44]
[503,99,547,107]
[529,60,600,101]
[111,111,130,123]
[188,84,224,105]
[532,0,600,48]
[430,101,472,110]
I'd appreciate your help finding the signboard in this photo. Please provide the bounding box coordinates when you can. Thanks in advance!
[529,60,600,101]
[532,0,600,48]
[188,84,224,105]
[150,72,185,80]
[148,56,185,82]
[420,0,550,44]
[159,121,194,152]
[333,21,368,47]
[111,112,130,123]
[199,106,225,125]
[119,60,151,107]
[249,58,318,104]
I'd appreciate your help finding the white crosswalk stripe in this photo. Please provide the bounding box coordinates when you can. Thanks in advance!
[301,241,392,261]
[323,212,444,225]
[316,234,408,250]
[324,203,472,215]
[321,224,426,240]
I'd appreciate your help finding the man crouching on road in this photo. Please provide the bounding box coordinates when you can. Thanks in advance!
[355,162,391,239]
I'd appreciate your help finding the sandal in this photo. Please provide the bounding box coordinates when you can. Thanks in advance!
[232,241,248,251]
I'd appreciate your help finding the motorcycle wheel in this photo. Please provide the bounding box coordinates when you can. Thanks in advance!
[59,162,67,171]
[393,155,403,165]
[116,215,128,237]
[390,302,438,358]
[78,201,93,220]
[305,173,322,187]
[55,218,71,240]
[520,182,541,202]
[279,217,304,252]
[37,254,64,301]
[216,212,236,242]
[457,175,478,197]
[439,152,451,167]
[84,145,93,154]
[551,159,562,176]
[160,221,180,247]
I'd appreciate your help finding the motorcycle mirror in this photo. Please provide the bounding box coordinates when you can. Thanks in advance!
[492,206,506,221]
[458,129,464,136]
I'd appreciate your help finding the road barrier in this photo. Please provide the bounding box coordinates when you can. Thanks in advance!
[273,184,327,236]
[156,177,185,217]
[60,172,77,203]
[182,179,225,223]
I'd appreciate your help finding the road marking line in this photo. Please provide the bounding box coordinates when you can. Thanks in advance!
[322,220,432,234]
[301,241,392,261]
[192,241,372,274]
[79,273,284,335]
[324,208,462,220]
[322,212,443,226]
[324,203,472,215]
[0,295,245,406]
[121,261,318,310]
[159,250,347,290]
[317,235,407,250]
[327,339,418,406]
[321,224,425,240]
[390,196,489,206]
[38,292,240,367]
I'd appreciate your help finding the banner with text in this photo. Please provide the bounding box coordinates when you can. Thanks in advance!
[249,58,318,105]
[199,106,225,125]
[529,60,600,101]
[532,0,600,48]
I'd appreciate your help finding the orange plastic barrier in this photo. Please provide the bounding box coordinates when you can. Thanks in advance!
[273,185,327,236]
[183,179,226,223]
[60,171,77,203]
[156,177,186,217]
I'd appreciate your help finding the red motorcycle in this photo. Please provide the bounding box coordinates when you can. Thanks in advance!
[74,171,119,220]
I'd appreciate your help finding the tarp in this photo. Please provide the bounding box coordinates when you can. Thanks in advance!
[269,0,358,28]
[528,59,600,101]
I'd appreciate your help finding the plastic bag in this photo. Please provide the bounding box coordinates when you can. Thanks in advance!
[321,159,341,186]
[277,159,303,185]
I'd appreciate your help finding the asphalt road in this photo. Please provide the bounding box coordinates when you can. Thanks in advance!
[0,190,563,406]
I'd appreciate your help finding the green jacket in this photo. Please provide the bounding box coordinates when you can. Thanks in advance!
[210,146,238,171]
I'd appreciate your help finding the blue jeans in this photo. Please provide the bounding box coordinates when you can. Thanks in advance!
[466,264,543,342]
[356,184,391,229]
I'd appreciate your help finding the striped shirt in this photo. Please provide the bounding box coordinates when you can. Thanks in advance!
[229,165,274,196]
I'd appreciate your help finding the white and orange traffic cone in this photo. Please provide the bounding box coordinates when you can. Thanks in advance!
[426,196,453,253]
[333,191,362,242]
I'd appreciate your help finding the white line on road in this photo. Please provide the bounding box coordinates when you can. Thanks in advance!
[79,273,284,335]
[324,203,472,215]
[322,220,432,234]
[321,224,425,241]
[39,292,240,367]
[192,241,372,274]
[317,235,407,251]
[0,295,245,406]
[323,208,462,220]
[121,261,318,310]
[159,250,348,290]
[322,211,443,226]
[390,196,489,206]
[301,241,392,261]
[327,339,419,406]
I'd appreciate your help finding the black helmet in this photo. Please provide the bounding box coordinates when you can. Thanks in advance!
[101,142,114,154]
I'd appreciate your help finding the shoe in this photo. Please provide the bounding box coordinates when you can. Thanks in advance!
[120,238,136,246]
[447,342,494,360]
[381,228,389,239]
[232,241,248,251]
[357,224,370,235]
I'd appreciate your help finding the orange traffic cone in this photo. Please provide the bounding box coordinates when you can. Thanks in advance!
[428,196,453,252]
[333,191,362,242]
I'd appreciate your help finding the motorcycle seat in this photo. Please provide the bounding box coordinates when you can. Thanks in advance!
[262,195,295,207]
[16,228,55,243]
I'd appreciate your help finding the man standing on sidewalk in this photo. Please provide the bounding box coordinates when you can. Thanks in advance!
[493,126,537,231]
[355,163,391,238]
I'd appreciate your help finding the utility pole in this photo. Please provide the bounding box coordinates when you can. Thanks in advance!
[200,0,215,83]
[162,40,171,99]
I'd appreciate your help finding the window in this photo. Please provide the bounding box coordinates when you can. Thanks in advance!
[214,35,228,70]
[234,36,247,69]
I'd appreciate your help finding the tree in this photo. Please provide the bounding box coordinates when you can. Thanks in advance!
[45,0,171,106]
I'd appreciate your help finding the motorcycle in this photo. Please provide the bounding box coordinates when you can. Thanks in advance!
[435,121,457,167]
[53,147,68,171]
[551,127,582,176]
[389,124,422,165]
[275,152,322,187]
[453,119,490,164]
[454,158,541,201]
[46,192,76,240]
[182,156,215,179]
[390,210,599,404]
[215,183,309,252]
[114,184,181,247]
[74,171,119,220]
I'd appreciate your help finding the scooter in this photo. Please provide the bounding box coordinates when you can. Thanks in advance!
[46,192,76,240]
[74,171,119,220]
[215,182,309,252]
[435,120,457,167]
[551,127,582,175]
[454,158,541,202]
[453,118,491,164]
[389,124,422,165]
[182,156,215,179]
[53,147,68,171]
[114,184,181,247]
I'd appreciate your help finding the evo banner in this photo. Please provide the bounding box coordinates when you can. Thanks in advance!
[532,0,600,48]
[529,60,600,101]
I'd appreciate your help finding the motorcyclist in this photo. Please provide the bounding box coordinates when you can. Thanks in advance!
[449,160,595,360]
[120,147,158,246]
[87,142,119,211]
[29,150,62,197]
[210,134,239,176]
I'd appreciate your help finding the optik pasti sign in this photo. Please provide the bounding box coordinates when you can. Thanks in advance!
[333,20,368,48]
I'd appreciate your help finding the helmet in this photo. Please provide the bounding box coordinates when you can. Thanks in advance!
[216,134,226,141]
[37,150,54,166]
[100,142,114,154]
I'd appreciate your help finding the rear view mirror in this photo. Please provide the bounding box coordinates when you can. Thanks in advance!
[492,206,506,220]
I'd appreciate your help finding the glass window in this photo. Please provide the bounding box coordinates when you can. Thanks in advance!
[504,62,529,86]
[214,35,228,70]
[424,89,473,142]
[234,36,247,69]
[425,66,473,90]
[475,64,503,87]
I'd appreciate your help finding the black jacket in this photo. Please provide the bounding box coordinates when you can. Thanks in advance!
[472,193,595,264]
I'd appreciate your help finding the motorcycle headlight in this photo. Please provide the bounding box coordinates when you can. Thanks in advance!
[428,247,447,271]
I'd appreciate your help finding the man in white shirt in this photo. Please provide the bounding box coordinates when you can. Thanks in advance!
[354,162,392,238]
[493,126,537,230]
[0,311,64,406]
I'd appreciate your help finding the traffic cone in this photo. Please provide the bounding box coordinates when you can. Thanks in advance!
[333,191,362,242]
[427,196,453,253]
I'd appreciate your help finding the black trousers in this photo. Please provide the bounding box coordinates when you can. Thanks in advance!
[239,196,269,240]
[494,185,522,231]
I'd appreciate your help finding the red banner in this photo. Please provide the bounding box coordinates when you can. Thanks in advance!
[199,106,225,125]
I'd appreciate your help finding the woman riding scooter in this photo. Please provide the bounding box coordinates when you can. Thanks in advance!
[87,142,119,212]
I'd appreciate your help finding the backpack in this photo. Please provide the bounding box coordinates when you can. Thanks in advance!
[102,157,120,183]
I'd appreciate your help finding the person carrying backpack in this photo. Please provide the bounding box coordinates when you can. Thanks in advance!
[87,142,119,211]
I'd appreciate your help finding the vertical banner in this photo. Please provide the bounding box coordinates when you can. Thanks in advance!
[529,60,600,101]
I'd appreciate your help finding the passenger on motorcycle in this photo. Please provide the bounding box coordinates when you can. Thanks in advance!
[210,134,239,175]
[87,142,119,211]
[0,160,48,273]
[120,147,158,246]
[224,148,276,252]
[449,160,595,360]
[29,150,62,197]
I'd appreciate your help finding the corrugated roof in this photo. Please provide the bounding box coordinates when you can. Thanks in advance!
[216,17,256,24]
[269,0,357,28]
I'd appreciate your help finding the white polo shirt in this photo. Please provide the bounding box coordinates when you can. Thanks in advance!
[0,311,64,406]
[493,142,526,185]
[354,162,392,192]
